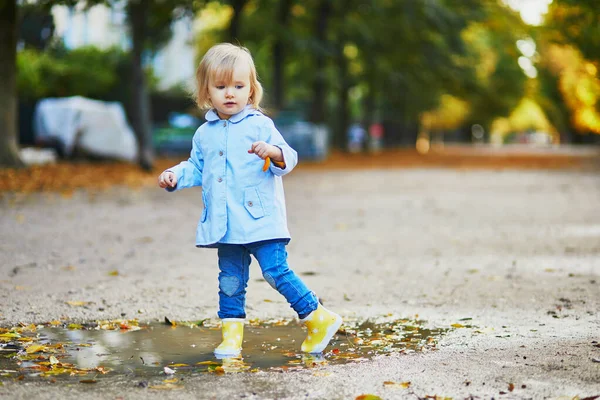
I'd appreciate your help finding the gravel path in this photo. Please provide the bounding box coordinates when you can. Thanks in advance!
[1,167,599,399]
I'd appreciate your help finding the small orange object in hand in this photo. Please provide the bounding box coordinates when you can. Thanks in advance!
[262,157,271,172]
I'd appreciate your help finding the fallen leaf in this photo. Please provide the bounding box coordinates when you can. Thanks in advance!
[508,383,515,392]
[108,270,119,276]
[66,301,90,307]
[383,381,411,389]
[196,361,219,365]
[49,355,59,365]
[163,378,178,384]
[164,317,176,327]
[355,395,382,400]
[79,379,97,384]
[163,366,175,375]
[168,363,189,368]
[451,323,465,328]
[25,344,48,354]
[149,383,183,390]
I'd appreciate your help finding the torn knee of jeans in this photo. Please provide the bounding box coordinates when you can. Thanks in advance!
[262,272,277,290]
[219,275,240,297]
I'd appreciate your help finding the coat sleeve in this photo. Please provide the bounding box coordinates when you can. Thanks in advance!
[165,133,204,191]
[262,118,298,176]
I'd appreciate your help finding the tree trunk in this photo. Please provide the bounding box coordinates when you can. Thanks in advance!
[228,0,248,43]
[309,0,330,124]
[128,0,153,171]
[272,0,293,110]
[0,0,25,168]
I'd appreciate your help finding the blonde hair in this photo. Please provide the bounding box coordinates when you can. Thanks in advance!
[195,43,263,111]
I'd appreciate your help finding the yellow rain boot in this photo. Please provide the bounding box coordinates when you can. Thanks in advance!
[300,304,343,353]
[214,318,244,357]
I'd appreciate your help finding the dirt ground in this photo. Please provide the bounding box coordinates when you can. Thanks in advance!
[1,146,599,399]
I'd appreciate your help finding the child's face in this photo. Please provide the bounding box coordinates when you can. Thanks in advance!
[208,60,252,120]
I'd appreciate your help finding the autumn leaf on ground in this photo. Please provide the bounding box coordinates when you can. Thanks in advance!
[25,344,49,354]
[149,383,183,390]
[383,381,411,389]
[65,301,91,307]
[163,366,175,375]
[355,395,383,400]
[108,270,119,276]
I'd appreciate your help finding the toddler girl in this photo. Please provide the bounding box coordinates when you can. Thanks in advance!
[158,43,342,357]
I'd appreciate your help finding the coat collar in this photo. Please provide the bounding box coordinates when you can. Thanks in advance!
[204,105,261,123]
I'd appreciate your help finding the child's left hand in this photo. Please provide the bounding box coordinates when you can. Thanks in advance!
[248,141,283,162]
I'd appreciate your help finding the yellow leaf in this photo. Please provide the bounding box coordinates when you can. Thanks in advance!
[168,363,189,367]
[263,299,273,303]
[149,383,183,390]
[26,344,48,354]
[163,378,178,383]
[451,323,465,328]
[108,270,119,276]
[356,395,382,400]
[0,332,21,341]
[383,381,411,389]
[66,301,89,307]
[196,361,219,365]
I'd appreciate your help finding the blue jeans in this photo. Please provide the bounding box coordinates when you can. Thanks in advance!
[216,239,319,319]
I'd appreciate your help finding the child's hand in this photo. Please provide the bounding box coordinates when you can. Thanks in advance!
[248,141,283,162]
[158,170,177,188]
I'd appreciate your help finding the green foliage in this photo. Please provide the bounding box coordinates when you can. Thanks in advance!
[16,44,161,106]
[17,45,129,101]
[547,0,600,63]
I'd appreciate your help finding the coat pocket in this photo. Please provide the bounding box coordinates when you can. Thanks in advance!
[201,190,208,222]
[244,187,265,219]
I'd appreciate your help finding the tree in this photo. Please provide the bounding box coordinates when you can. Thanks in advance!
[539,0,600,139]
[0,0,24,168]
[0,0,202,170]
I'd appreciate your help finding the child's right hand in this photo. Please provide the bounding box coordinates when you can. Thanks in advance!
[158,171,177,189]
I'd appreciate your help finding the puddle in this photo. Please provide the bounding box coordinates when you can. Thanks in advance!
[1,317,450,382]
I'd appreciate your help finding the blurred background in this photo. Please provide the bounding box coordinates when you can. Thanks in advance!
[1,0,599,171]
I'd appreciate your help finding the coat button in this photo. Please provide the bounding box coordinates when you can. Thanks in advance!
[247,201,253,207]
[222,121,226,127]
[219,151,223,156]
[217,177,223,183]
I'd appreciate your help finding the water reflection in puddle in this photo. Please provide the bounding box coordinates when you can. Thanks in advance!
[0,317,449,381]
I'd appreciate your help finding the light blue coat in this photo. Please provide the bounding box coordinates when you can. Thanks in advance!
[166,106,297,248]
